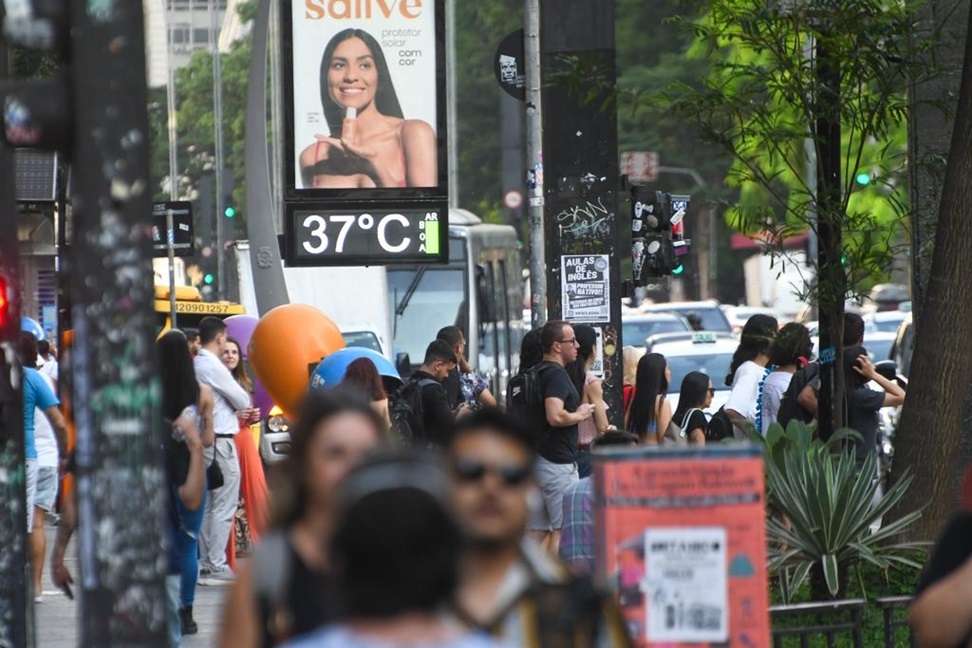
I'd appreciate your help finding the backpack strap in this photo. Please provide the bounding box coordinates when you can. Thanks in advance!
[680,408,702,431]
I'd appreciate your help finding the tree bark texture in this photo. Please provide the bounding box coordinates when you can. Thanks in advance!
[896,0,972,541]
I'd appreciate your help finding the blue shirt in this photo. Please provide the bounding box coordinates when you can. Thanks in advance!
[23,367,59,460]
[559,476,595,574]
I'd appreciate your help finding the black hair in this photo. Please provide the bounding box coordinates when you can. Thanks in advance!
[269,388,384,529]
[423,339,457,366]
[448,407,537,460]
[518,329,543,372]
[843,312,865,346]
[319,28,404,137]
[592,430,639,448]
[566,324,598,395]
[725,314,778,386]
[771,322,813,367]
[843,345,869,391]
[156,330,200,422]
[198,316,227,346]
[37,339,51,357]
[17,332,39,368]
[627,353,668,437]
[436,326,464,348]
[540,320,569,354]
[181,327,200,342]
[672,371,711,428]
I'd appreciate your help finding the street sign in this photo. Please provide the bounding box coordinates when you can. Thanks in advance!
[621,151,659,183]
[151,201,193,257]
[494,29,526,100]
[285,204,447,266]
[504,189,523,209]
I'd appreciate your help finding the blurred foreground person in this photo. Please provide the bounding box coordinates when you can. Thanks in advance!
[283,453,505,648]
[220,390,384,647]
[449,409,632,647]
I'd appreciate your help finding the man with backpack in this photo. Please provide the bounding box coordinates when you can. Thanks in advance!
[391,340,460,446]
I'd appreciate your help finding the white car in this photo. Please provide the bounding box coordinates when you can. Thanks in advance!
[621,312,691,348]
[648,333,738,415]
[723,306,783,337]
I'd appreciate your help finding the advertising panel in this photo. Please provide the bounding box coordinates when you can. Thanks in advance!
[286,0,443,192]
[594,446,770,647]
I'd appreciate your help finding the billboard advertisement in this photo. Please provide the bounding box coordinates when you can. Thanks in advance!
[594,446,770,647]
[285,0,444,192]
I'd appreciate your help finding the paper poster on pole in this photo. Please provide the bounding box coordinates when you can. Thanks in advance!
[286,0,442,191]
[594,446,770,648]
[562,254,611,323]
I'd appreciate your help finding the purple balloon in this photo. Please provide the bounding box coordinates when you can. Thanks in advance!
[224,314,259,358]
[252,377,274,415]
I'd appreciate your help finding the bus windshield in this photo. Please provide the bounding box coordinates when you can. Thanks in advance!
[388,268,467,365]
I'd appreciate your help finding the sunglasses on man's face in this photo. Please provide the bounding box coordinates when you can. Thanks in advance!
[453,458,532,487]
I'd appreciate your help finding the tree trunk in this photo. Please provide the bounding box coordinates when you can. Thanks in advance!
[895,1,972,541]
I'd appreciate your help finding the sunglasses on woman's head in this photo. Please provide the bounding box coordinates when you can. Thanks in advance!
[453,458,532,487]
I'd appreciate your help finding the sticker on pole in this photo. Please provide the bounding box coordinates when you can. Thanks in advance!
[644,527,729,643]
[494,29,526,100]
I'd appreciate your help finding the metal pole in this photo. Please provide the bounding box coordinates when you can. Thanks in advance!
[166,43,179,201]
[446,0,458,207]
[525,0,546,329]
[212,0,226,300]
[167,208,178,328]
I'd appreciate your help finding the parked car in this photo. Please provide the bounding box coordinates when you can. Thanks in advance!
[890,312,914,378]
[621,312,692,348]
[641,300,733,335]
[865,310,908,334]
[647,332,737,415]
[723,306,784,336]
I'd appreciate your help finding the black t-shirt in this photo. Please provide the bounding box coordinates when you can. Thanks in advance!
[414,371,455,446]
[677,409,708,439]
[537,363,581,464]
[917,512,972,595]
[442,368,461,411]
[846,387,885,467]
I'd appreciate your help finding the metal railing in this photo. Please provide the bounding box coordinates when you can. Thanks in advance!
[875,597,917,648]
[769,598,916,648]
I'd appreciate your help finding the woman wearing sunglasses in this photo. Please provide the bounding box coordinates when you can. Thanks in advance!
[672,372,714,445]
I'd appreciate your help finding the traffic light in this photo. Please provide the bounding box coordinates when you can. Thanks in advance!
[223,201,237,219]
[855,172,871,186]
[203,273,215,285]
[0,4,73,151]
[0,273,11,336]
[630,187,692,283]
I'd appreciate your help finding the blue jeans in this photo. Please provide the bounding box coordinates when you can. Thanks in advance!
[176,489,206,608]
[576,448,593,479]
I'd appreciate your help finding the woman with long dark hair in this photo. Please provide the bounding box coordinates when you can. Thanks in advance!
[567,325,610,477]
[342,356,392,434]
[625,353,672,444]
[298,28,437,189]
[672,372,714,445]
[158,329,214,637]
[219,389,385,648]
[760,323,812,434]
[723,314,778,431]
[222,338,269,570]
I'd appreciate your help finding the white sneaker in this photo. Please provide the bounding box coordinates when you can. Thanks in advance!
[199,567,235,586]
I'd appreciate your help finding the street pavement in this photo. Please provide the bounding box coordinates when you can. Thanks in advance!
[34,523,229,646]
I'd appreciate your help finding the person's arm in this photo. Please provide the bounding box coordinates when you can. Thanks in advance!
[219,563,261,648]
[426,384,457,443]
[586,379,610,434]
[654,398,673,444]
[545,397,594,427]
[798,384,819,416]
[202,358,251,411]
[910,555,972,648]
[478,387,498,408]
[402,120,437,187]
[41,405,69,472]
[199,385,215,448]
[175,412,206,511]
[689,412,706,445]
[854,355,905,408]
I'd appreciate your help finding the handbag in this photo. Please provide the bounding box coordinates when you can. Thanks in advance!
[206,460,225,490]
[662,417,688,447]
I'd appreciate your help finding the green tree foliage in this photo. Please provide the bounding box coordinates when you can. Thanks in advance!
[665,0,925,299]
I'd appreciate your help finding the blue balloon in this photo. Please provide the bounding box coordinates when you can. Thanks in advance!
[309,348,402,392]
[20,317,45,341]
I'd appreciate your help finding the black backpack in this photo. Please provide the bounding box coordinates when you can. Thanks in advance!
[705,407,734,442]
[777,362,820,428]
[389,376,437,445]
[506,362,555,441]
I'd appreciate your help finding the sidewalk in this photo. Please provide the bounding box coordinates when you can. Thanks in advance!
[34,523,230,646]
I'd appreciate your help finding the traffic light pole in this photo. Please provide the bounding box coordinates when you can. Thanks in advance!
[0,41,29,647]
[67,1,169,643]
[525,0,546,329]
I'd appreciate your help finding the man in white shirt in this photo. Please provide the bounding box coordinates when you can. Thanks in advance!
[31,369,62,602]
[193,317,250,582]
[37,339,58,389]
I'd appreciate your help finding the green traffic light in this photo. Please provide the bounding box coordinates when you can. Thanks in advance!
[672,264,684,276]
[224,206,237,218]
[204,273,215,285]
[855,172,871,186]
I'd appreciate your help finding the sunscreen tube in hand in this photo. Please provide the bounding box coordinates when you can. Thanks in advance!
[342,107,357,143]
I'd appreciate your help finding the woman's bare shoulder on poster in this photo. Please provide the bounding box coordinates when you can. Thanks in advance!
[400,119,435,144]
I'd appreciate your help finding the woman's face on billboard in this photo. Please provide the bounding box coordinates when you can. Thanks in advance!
[327,37,378,111]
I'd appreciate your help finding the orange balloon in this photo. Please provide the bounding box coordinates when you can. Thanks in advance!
[248,304,345,420]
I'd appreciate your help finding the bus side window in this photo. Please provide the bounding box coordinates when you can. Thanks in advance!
[476,265,497,323]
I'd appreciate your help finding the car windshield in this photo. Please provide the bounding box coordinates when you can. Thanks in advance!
[388,268,467,363]
[622,319,689,346]
[865,337,894,362]
[658,307,731,333]
[872,318,904,333]
[665,352,734,394]
[343,331,383,354]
